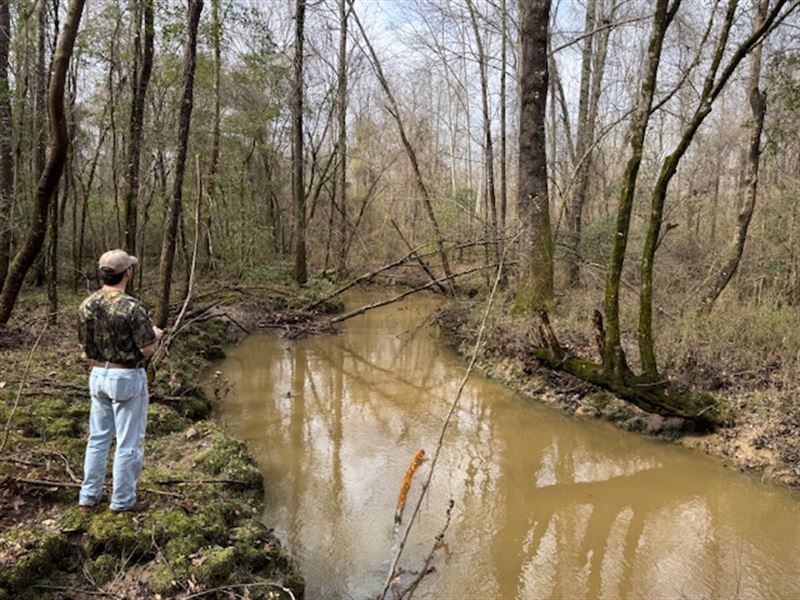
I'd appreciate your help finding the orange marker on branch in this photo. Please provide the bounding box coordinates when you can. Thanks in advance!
[394,449,425,526]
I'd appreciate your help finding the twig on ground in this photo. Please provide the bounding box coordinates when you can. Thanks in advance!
[7,477,82,489]
[51,450,82,484]
[141,487,184,499]
[0,456,44,467]
[154,478,250,486]
[183,581,296,599]
[380,236,515,599]
[33,585,120,598]
[1,321,50,455]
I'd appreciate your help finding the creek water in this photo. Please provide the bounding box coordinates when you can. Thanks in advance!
[212,291,800,599]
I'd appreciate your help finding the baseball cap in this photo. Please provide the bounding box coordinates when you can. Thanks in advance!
[98,249,138,274]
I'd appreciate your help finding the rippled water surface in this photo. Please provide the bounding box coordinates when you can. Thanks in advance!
[213,292,800,599]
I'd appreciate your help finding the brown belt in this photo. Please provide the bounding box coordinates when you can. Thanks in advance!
[91,359,143,369]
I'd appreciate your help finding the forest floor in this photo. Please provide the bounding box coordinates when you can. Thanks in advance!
[0,267,341,600]
[434,292,800,488]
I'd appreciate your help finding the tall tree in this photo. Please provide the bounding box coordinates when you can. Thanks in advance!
[0,0,13,285]
[205,0,221,268]
[467,0,498,262]
[637,0,791,378]
[603,0,677,380]
[123,0,154,255]
[292,0,307,284]
[700,0,770,313]
[32,0,47,287]
[0,0,86,325]
[516,0,554,312]
[335,0,348,280]
[498,0,508,255]
[350,0,455,290]
[154,0,203,328]
[565,0,596,286]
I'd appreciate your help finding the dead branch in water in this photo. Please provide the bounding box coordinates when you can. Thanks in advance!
[394,499,455,599]
[330,261,514,326]
[258,309,336,339]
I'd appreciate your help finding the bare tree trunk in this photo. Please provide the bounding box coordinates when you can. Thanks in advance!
[335,0,348,280]
[467,0,498,263]
[154,0,202,328]
[206,0,221,268]
[565,0,596,286]
[516,0,554,313]
[123,0,154,256]
[499,0,508,254]
[700,0,770,313]
[292,0,307,285]
[604,0,677,380]
[32,0,46,287]
[0,0,13,286]
[0,0,86,325]
[46,183,58,322]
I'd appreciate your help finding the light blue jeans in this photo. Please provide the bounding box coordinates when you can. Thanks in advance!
[79,367,149,510]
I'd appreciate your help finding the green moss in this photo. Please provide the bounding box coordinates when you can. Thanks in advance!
[195,545,237,586]
[148,403,189,435]
[194,428,263,489]
[89,553,118,585]
[0,529,75,593]
[149,563,180,595]
[172,393,212,420]
[85,510,152,556]
[43,416,80,438]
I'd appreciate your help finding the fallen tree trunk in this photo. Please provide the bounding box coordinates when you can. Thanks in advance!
[531,312,730,429]
[531,349,728,429]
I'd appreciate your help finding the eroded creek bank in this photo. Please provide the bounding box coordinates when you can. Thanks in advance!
[212,290,800,600]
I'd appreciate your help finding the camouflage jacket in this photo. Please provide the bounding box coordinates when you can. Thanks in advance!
[78,289,156,363]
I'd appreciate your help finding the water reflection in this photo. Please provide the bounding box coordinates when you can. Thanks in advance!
[214,291,800,599]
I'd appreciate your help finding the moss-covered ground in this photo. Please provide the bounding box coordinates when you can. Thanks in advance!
[0,267,341,599]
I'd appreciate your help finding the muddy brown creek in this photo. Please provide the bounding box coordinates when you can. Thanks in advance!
[212,292,800,599]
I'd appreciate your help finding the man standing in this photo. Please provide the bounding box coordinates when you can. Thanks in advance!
[77,249,163,513]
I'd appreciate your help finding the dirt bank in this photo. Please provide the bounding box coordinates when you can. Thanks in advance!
[434,302,800,488]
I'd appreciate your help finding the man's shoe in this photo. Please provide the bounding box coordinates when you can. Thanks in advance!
[110,500,149,514]
[78,503,98,513]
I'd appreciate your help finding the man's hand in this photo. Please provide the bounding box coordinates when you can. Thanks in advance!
[140,327,164,359]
